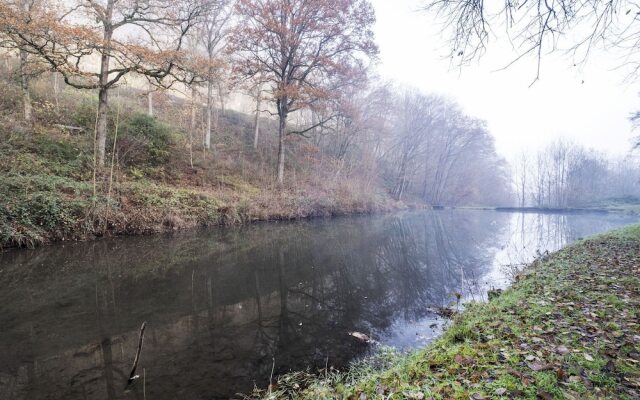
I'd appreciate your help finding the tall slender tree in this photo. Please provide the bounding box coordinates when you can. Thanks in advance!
[199,0,233,151]
[0,0,49,122]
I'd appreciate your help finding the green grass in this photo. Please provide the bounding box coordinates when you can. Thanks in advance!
[581,197,640,215]
[245,225,640,399]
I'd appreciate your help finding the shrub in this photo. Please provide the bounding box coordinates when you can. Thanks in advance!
[72,98,98,129]
[0,191,79,247]
[116,113,172,165]
[0,82,22,114]
[36,135,79,162]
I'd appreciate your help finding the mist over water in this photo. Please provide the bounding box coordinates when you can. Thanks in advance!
[0,210,637,399]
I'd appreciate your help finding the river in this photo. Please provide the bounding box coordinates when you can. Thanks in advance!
[0,209,637,399]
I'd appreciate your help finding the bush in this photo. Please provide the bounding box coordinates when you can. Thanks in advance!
[116,113,172,165]
[72,98,98,129]
[36,135,79,162]
[0,82,22,114]
[0,191,79,247]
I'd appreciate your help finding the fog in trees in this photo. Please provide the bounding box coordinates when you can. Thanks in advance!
[2,0,637,210]
[512,140,640,208]
[2,0,640,399]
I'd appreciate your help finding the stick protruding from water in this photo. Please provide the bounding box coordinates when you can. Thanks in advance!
[126,321,147,389]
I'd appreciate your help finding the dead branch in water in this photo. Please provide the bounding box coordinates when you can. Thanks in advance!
[125,321,147,389]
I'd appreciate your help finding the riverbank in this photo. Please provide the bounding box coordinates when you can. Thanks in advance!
[0,126,413,249]
[1,70,438,249]
[248,224,640,399]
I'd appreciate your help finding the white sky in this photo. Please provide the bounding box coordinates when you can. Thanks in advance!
[370,0,640,159]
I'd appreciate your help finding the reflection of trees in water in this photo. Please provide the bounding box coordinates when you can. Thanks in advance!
[8,210,627,399]
[500,213,570,269]
[498,213,638,278]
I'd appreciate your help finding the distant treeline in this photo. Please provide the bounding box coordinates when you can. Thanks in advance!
[512,140,640,208]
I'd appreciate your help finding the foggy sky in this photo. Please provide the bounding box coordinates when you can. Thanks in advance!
[371,0,639,159]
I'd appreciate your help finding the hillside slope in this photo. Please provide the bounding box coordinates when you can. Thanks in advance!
[0,81,406,248]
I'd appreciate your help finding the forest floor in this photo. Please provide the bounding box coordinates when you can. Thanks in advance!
[248,224,640,399]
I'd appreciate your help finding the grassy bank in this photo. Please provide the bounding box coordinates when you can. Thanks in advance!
[248,225,640,399]
[0,126,405,248]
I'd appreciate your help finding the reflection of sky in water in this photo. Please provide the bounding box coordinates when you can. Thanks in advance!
[379,212,639,349]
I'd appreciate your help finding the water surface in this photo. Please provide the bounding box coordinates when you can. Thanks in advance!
[0,210,636,399]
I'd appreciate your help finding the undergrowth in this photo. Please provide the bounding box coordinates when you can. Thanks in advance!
[0,125,399,248]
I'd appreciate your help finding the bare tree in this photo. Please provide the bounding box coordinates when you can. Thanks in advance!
[199,0,233,151]
[513,151,529,207]
[253,82,263,149]
[519,139,640,208]
[386,91,445,201]
[425,0,640,81]
[0,0,49,122]
[376,89,510,205]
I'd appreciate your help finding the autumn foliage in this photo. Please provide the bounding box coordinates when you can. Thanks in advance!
[229,0,379,183]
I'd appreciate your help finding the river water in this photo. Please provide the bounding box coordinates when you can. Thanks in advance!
[0,210,637,399]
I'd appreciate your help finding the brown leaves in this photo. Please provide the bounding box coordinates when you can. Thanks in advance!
[454,354,475,366]
[536,389,553,400]
[229,0,378,115]
[527,361,554,372]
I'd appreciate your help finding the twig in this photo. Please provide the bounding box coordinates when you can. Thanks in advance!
[125,321,147,389]
[324,354,329,381]
[105,97,121,233]
[91,104,99,202]
[53,124,84,133]
[268,356,275,395]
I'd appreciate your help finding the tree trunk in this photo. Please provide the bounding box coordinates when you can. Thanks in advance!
[96,86,109,167]
[96,21,113,168]
[19,49,32,122]
[205,80,213,149]
[147,86,153,116]
[189,87,196,169]
[191,86,198,150]
[253,85,262,149]
[277,115,286,185]
[53,72,60,112]
[217,81,225,116]
[394,152,408,201]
